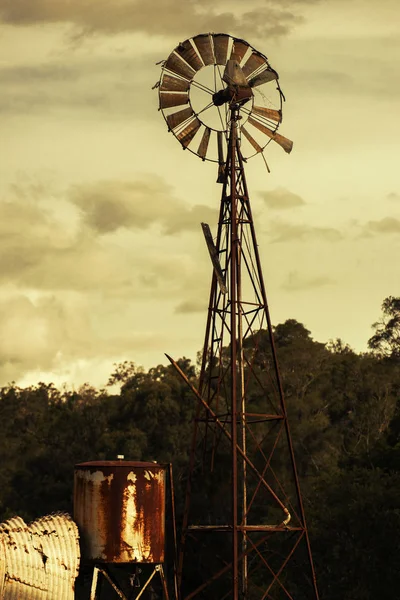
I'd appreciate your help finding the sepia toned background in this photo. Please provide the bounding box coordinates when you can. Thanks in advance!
[0,0,399,386]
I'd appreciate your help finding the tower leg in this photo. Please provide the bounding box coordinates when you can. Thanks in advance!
[89,566,100,600]
[90,565,128,600]
[158,565,171,600]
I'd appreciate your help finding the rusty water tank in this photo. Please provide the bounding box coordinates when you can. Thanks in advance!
[74,461,166,563]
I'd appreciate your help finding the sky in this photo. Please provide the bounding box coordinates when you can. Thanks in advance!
[0,0,399,388]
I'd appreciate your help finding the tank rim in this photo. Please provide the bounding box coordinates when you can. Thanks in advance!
[75,460,164,468]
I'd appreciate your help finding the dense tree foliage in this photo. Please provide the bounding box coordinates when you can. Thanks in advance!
[1,297,399,598]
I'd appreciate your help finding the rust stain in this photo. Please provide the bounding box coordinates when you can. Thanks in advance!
[74,461,166,564]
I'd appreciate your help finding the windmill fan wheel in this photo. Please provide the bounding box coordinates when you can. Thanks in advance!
[157,33,293,163]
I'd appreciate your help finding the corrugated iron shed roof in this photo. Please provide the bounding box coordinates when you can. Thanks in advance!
[0,513,80,600]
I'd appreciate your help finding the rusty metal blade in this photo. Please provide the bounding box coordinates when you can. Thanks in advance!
[213,33,230,65]
[230,39,249,63]
[166,107,194,130]
[241,125,262,153]
[160,73,190,92]
[177,118,201,147]
[193,33,214,66]
[253,106,282,123]
[217,131,224,164]
[197,127,211,160]
[159,92,189,109]
[217,130,225,182]
[249,68,278,87]
[248,116,293,153]
[175,39,203,72]
[201,223,227,294]
[165,52,195,81]
[242,52,268,79]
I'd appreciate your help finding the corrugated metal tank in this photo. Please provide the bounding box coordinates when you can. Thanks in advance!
[74,461,166,564]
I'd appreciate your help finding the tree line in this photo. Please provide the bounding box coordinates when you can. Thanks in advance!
[0,297,399,599]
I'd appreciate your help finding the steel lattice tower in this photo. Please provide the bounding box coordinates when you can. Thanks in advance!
[157,31,320,600]
[168,107,320,600]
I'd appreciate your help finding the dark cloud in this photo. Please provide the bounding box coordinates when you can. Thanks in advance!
[259,187,306,210]
[70,178,217,235]
[269,220,342,243]
[175,298,207,314]
[0,64,78,84]
[0,0,304,39]
[364,217,400,235]
[281,270,334,291]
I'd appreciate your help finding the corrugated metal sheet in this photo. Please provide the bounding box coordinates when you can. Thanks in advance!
[0,514,80,600]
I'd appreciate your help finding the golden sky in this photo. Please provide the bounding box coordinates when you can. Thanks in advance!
[1,0,399,387]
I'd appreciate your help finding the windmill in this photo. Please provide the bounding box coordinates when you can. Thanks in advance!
[156,33,320,600]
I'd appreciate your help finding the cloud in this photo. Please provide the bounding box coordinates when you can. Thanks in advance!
[363,217,400,235]
[285,35,400,100]
[281,270,335,291]
[387,192,400,202]
[0,176,214,383]
[268,220,343,243]
[175,298,207,314]
[0,292,168,383]
[0,293,93,381]
[0,176,213,294]
[70,177,217,235]
[259,187,306,210]
[0,64,78,84]
[0,0,306,39]
[0,55,158,117]
[0,190,75,282]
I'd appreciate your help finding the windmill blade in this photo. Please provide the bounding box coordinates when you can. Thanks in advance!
[197,127,211,160]
[212,33,230,65]
[217,131,225,164]
[177,118,201,147]
[176,39,203,72]
[242,52,268,79]
[253,106,282,123]
[201,223,227,295]
[166,107,194,131]
[160,74,190,92]
[241,126,263,154]
[248,116,293,153]
[249,68,278,87]
[230,39,249,64]
[159,92,189,109]
[217,130,225,183]
[193,34,214,66]
[165,52,195,81]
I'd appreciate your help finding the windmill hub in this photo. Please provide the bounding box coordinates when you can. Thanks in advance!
[212,86,252,107]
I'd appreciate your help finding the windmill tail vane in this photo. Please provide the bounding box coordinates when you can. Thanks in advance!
[157,33,318,600]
